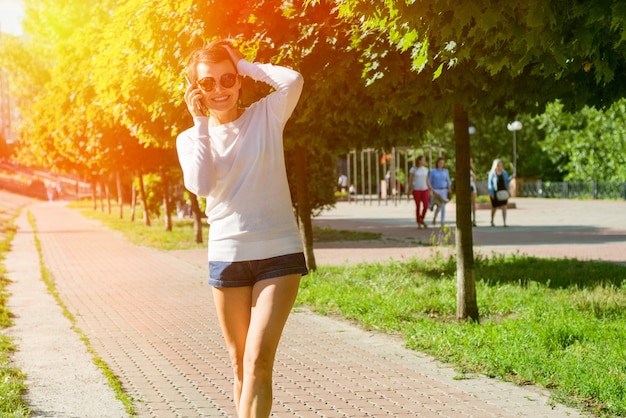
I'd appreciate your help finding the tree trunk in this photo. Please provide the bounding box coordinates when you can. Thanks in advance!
[189,193,204,244]
[105,178,111,214]
[453,104,479,322]
[294,144,316,271]
[130,175,137,222]
[99,180,105,212]
[137,171,151,226]
[116,171,123,219]
[91,175,97,210]
[161,167,172,232]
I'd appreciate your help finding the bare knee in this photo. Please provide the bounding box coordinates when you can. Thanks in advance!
[243,351,274,381]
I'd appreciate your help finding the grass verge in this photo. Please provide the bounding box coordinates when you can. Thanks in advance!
[0,209,29,417]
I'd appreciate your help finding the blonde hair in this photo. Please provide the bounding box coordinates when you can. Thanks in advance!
[489,159,502,173]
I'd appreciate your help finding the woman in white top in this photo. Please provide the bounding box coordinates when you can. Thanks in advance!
[408,155,432,228]
[176,39,307,417]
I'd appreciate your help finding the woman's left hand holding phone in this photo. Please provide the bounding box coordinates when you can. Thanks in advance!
[184,76,207,117]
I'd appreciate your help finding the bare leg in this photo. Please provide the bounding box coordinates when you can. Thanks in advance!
[213,274,301,418]
[212,286,252,413]
[502,205,508,226]
[490,207,496,226]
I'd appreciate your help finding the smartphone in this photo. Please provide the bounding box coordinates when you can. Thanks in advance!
[185,76,202,111]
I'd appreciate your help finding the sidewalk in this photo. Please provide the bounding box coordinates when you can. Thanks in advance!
[312,198,626,266]
[6,193,620,417]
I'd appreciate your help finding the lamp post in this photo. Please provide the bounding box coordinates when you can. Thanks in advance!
[507,120,522,177]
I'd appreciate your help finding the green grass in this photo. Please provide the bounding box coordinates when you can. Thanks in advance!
[69,198,626,417]
[297,253,626,417]
[312,226,381,242]
[0,210,29,417]
[70,199,207,250]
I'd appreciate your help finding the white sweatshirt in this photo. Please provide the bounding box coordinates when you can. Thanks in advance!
[176,59,304,262]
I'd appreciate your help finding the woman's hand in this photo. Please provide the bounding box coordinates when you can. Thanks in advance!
[184,83,207,117]
[222,44,245,68]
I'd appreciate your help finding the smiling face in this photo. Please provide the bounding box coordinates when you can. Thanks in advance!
[195,60,241,115]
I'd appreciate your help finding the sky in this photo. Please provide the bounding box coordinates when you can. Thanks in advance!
[0,0,24,36]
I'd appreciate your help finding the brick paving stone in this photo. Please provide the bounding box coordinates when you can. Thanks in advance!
[4,194,616,417]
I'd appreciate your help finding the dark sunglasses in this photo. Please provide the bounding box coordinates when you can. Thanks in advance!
[196,73,239,92]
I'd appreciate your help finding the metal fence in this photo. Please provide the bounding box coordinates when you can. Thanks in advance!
[516,180,626,200]
[345,145,445,205]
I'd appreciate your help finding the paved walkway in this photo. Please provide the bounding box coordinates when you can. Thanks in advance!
[311,198,626,266]
[5,192,624,417]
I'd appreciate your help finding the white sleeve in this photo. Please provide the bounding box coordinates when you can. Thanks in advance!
[237,59,303,124]
[176,116,215,197]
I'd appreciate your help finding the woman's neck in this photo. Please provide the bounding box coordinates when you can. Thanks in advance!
[209,108,242,126]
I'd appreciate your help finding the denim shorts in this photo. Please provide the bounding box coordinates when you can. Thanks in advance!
[209,252,308,288]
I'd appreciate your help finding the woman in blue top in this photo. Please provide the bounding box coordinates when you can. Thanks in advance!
[428,157,452,226]
[488,159,515,227]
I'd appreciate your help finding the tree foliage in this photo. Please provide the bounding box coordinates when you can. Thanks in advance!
[2,1,625,253]
[538,99,626,182]
[337,0,626,114]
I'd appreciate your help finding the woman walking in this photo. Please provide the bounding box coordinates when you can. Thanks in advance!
[176,39,307,417]
[488,158,514,227]
[429,157,452,226]
[408,155,432,228]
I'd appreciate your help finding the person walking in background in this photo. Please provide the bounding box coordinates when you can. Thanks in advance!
[429,157,452,226]
[488,158,515,227]
[337,173,348,193]
[470,158,477,227]
[408,155,432,228]
[176,39,308,417]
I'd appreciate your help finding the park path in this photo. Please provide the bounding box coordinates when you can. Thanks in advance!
[4,191,617,417]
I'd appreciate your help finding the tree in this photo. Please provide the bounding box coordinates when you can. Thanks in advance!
[336,0,626,321]
[1,0,150,214]
[537,99,626,182]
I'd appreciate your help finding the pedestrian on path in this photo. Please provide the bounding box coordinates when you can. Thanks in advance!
[488,158,514,227]
[429,157,452,226]
[176,39,308,418]
[407,155,432,228]
[337,173,348,193]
